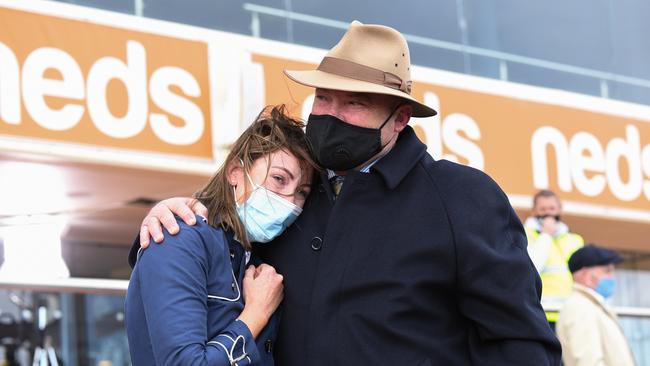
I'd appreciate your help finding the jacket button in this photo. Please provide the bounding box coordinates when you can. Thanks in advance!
[310,237,323,251]
[265,339,273,353]
[231,282,236,292]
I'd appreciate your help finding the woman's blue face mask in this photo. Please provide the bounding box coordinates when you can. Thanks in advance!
[235,173,302,243]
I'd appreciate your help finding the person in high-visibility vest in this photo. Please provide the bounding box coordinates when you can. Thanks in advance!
[525,190,584,329]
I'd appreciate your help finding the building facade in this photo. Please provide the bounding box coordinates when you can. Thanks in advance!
[0,0,649,364]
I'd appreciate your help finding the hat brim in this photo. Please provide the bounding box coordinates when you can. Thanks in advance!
[284,69,437,118]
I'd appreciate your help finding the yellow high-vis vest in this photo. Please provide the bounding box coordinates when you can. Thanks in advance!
[526,228,584,322]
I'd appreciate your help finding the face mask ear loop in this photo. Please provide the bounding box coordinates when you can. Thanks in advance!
[233,185,241,208]
[376,104,403,151]
[239,157,263,198]
[377,103,402,130]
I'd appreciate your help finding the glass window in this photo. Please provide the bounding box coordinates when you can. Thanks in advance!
[54,0,134,15]
[142,0,283,34]
[506,63,602,97]
[619,315,650,366]
[612,252,650,308]
[0,289,128,366]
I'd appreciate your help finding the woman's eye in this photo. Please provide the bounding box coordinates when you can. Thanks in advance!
[273,175,285,184]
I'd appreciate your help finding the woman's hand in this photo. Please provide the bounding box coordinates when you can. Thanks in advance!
[238,264,284,338]
[139,197,208,248]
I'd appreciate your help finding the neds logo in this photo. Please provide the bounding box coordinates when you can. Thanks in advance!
[0,39,204,145]
[532,125,650,202]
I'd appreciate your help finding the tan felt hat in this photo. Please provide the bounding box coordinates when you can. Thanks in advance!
[284,21,437,117]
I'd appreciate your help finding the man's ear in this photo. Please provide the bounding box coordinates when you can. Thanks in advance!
[393,104,412,133]
[226,159,244,187]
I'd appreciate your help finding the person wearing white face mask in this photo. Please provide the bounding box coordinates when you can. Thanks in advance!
[556,244,636,366]
[125,105,316,366]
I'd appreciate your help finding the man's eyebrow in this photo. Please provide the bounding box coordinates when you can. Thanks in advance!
[271,166,295,180]
[344,92,371,101]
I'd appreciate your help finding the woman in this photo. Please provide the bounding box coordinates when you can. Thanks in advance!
[125,105,316,365]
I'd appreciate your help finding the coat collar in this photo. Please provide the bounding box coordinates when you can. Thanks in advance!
[573,283,619,320]
[371,125,428,190]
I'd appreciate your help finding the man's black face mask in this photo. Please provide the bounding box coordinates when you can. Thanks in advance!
[305,107,397,171]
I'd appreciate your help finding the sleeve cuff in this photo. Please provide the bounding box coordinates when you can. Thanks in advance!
[207,320,261,365]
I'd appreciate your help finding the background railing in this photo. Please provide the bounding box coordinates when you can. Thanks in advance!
[243,3,650,101]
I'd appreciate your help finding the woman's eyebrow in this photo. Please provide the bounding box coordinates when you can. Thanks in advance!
[271,166,295,180]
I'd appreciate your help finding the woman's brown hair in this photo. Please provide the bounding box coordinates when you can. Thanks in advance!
[193,105,317,250]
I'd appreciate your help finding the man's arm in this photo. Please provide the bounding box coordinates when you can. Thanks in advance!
[128,197,206,268]
[434,163,562,365]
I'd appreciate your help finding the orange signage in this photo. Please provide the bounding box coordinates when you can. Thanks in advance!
[0,6,212,158]
[252,54,650,212]
[1,2,649,214]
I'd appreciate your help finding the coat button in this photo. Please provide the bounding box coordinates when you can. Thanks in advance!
[265,339,273,353]
[310,237,323,251]
[230,251,235,259]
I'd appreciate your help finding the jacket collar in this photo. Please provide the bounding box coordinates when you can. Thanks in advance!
[573,283,618,321]
[573,283,605,305]
[371,125,427,190]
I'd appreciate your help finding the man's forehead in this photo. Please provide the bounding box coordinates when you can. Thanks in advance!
[535,195,561,206]
[317,88,383,101]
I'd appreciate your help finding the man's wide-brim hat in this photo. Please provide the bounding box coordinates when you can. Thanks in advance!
[284,21,437,118]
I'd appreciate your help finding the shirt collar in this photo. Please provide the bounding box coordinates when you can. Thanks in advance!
[326,156,382,179]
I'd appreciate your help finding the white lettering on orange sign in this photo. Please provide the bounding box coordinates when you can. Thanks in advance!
[413,91,484,170]
[532,125,650,201]
[0,40,204,145]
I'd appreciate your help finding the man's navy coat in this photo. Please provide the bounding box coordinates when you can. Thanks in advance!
[256,126,561,365]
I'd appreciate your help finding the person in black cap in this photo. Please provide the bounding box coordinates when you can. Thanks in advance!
[556,244,636,366]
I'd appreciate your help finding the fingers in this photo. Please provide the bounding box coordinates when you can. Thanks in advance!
[174,199,197,226]
[189,198,209,220]
[139,224,151,248]
[256,263,275,274]
[244,265,257,281]
[257,265,283,287]
[144,216,164,243]
[158,206,180,235]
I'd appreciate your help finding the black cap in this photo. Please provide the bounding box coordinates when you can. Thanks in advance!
[568,244,623,273]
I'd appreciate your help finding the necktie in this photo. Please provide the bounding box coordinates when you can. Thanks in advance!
[330,175,345,198]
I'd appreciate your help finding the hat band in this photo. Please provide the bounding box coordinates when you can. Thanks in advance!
[317,57,412,94]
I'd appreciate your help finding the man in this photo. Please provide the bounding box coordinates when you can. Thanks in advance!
[557,245,636,366]
[131,21,561,365]
[525,190,584,327]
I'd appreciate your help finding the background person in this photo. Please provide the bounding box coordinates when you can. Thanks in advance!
[131,21,561,365]
[556,244,636,366]
[125,106,315,365]
[525,189,584,328]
